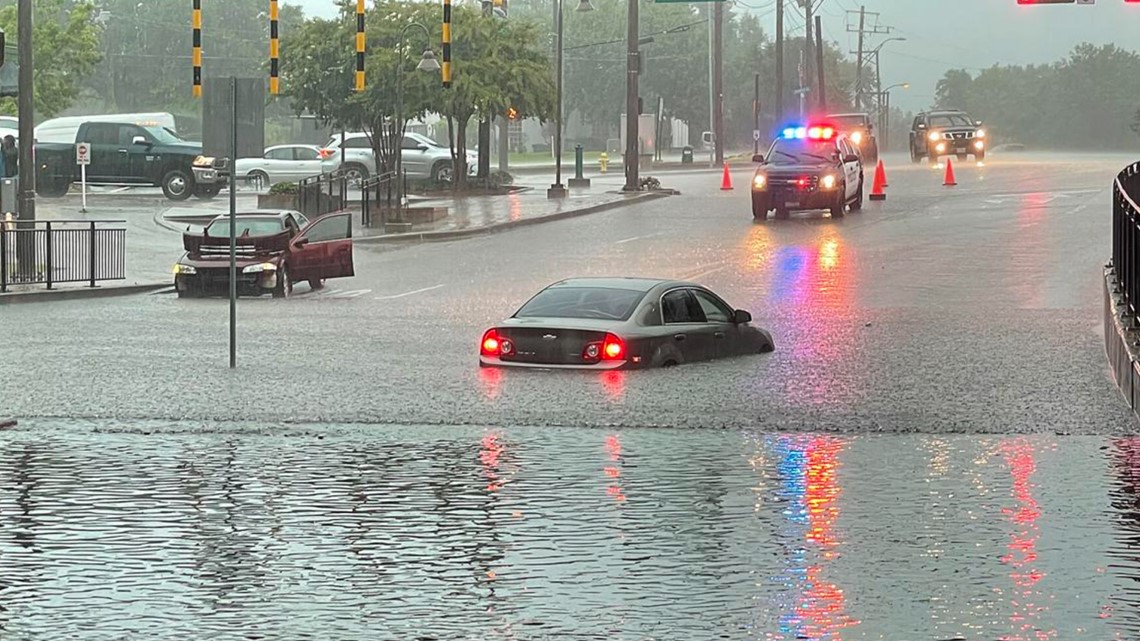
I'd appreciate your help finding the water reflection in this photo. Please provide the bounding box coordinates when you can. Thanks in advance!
[0,425,1130,640]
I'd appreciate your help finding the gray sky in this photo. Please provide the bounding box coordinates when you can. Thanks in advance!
[286,0,1140,113]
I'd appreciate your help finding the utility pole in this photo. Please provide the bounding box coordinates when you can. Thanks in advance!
[803,0,813,104]
[706,4,714,166]
[775,0,783,124]
[713,0,724,165]
[854,6,865,110]
[623,0,639,191]
[847,8,891,112]
[753,72,760,155]
[814,14,825,112]
[15,0,34,277]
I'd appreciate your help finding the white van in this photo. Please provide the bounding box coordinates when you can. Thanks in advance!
[34,112,179,144]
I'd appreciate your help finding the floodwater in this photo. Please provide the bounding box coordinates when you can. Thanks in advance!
[1,421,1139,640]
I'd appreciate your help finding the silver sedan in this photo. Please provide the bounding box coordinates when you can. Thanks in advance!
[235,144,338,190]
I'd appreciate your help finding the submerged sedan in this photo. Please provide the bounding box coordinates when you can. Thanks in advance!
[479,278,774,369]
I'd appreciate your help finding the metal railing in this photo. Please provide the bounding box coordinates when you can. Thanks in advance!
[297,169,348,218]
[360,171,399,227]
[1113,162,1140,315]
[1,219,126,293]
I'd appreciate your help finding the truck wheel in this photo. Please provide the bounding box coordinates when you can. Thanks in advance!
[910,147,922,164]
[975,151,986,163]
[830,185,846,218]
[162,170,193,201]
[36,179,70,198]
[194,185,222,200]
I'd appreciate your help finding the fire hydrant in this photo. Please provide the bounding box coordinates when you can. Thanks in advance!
[598,152,609,174]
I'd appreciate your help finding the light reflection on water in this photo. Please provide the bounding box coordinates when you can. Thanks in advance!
[0,423,1136,641]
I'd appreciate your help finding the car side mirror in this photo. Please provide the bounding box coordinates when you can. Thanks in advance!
[975,120,983,126]
[733,309,752,324]
[916,123,927,130]
[293,236,310,248]
[844,154,860,163]
[752,153,765,163]
[131,135,151,146]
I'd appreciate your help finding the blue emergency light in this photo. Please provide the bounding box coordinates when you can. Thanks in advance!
[781,125,835,141]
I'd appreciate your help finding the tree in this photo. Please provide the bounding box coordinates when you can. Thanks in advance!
[438,5,554,187]
[0,0,102,118]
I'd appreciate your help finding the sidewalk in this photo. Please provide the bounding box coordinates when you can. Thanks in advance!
[507,150,754,175]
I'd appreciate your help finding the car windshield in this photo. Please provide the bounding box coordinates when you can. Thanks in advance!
[928,114,974,128]
[515,286,645,320]
[767,139,838,164]
[204,217,284,237]
[829,115,868,129]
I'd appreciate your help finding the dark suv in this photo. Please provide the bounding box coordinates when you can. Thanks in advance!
[909,110,986,164]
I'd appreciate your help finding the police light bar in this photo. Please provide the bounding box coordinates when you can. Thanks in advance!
[781,125,835,141]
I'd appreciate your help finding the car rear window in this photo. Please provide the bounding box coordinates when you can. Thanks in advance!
[205,218,284,237]
[515,287,646,321]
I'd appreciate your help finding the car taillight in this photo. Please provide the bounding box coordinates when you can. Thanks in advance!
[602,333,625,360]
[481,329,500,356]
[319,148,334,158]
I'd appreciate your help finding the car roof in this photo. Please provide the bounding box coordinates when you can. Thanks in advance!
[545,277,705,293]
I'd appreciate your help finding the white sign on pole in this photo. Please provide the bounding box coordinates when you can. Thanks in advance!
[752,129,761,142]
[76,142,90,213]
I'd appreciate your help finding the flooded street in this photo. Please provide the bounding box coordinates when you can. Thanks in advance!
[0,421,1137,640]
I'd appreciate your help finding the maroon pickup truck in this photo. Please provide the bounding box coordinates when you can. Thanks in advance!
[172,209,354,298]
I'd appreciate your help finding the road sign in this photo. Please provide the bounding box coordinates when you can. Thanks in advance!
[75,142,91,165]
[753,129,761,141]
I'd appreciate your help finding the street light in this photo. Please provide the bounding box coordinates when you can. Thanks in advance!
[878,82,909,151]
[548,0,594,199]
[394,22,440,210]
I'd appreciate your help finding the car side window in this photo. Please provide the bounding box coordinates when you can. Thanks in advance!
[284,214,300,235]
[266,148,293,161]
[344,138,370,149]
[401,136,422,150]
[293,147,320,161]
[302,214,351,243]
[662,290,707,324]
[118,126,145,146]
[691,290,733,323]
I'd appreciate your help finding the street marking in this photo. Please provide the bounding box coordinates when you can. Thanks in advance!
[678,262,727,282]
[374,284,445,300]
[614,232,663,245]
[330,289,372,298]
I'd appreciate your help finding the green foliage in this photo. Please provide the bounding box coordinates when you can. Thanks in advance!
[268,181,298,194]
[0,0,102,118]
[936,44,1140,150]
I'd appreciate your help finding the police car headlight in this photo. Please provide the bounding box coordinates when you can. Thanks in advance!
[928,131,941,142]
[850,131,863,144]
[752,173,767,190]
[820,174,837,190]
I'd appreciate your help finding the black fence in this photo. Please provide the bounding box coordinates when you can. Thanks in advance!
[1114,162,1140,315]
[1,219,126,292]
[297,169,348,219]
[360,171,399,227]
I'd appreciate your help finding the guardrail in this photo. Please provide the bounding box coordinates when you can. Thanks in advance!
[360,171,399,227]
[0,219,126,293]
[1113,162,1140,316]
[297,169,348,218]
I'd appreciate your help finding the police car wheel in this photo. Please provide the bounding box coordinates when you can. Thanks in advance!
[751,194,769,221]
[830,185,846,218]
[850,179,864,212]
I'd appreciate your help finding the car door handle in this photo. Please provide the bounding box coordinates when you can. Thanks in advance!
[714,331,725,339]
[673,333,686,342]
[117,149,129,153]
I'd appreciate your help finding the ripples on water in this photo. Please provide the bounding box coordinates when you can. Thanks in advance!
[0,422,1137,641]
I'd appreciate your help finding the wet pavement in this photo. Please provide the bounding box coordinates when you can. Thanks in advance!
[1,421,1140,640]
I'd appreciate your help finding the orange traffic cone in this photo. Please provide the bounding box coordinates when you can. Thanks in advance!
[878,159,889,187]
[943,158,957,187]
[720,163,733,190]
[869,160,887,201]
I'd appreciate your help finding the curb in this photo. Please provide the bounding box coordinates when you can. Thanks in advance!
[0,281,172,304]
[356,190,673,245]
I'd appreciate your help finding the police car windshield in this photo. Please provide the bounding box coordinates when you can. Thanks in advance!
[768,139,837,164]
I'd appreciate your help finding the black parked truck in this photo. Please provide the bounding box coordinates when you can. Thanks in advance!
[35,121,221,201]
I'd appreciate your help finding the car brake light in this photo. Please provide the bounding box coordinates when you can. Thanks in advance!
[481,329,500,356]
[602,333,625,360]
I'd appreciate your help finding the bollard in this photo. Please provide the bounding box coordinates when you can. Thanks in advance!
[569,144,590,188]
[599,152,609,174]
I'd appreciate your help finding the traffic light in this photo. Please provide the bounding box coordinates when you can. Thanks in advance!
[506,106,518,120]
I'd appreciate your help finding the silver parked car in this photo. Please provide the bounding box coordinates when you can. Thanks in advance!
[235,144,338,189]
[322,132,477,184]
